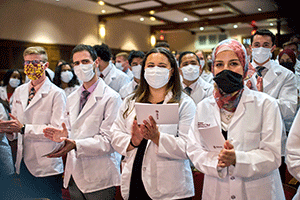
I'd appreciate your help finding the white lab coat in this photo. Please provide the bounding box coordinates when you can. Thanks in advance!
[200,70,214,84]
[0,85,14,109]
[10,77,66,176]
[119,80,138,99]
[111,91,196,200]
[250,60,297,132]
[103,63,130,93]
[186,77,214,104]
[187,87,285,200]
[286,109,300,200]
[63,78,122,193]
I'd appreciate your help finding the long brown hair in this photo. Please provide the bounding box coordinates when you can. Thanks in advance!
[123,47,182,119]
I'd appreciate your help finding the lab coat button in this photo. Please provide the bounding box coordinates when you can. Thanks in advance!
[231,195,236,199]
[230,176,235,180]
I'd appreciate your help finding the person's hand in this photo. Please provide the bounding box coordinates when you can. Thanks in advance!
[142,115,160,146]
[46,137,76,158]
[43,123,68,143]
[246,80,252,89]
[0,114,23,134]
[256,76,263,92]
[128,120,144,150]
[217,140,236,168]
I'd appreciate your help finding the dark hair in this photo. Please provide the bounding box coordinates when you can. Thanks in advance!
[251,29,276,46]
[178,51,200,67]
[53,63,79,88]
[155,42,170,49]
[128,50,145,66]
[71,44,97,61]
[93,44,111,62]
[2,69,22,87]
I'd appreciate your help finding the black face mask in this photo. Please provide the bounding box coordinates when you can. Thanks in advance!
[213,70,244,94]
[280,62,295,73]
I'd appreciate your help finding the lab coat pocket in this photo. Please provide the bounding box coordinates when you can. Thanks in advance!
[81,156,108,182]
[157,160,185,194]
[244,174,274,200]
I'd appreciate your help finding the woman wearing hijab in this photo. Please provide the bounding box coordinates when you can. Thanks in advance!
[111,47,196,199]
[187,39,285,199]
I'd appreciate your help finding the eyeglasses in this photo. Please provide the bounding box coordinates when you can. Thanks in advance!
[24,60,45,65]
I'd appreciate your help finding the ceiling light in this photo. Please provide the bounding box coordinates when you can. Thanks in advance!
[140,17,145,21]
[270,23,274,26]
[98,1,105,6]
[101,10,106,13]
[183,17,188,21]
[150,17,156,21]
[200,27,204,31]
[56,0,60,2]
[149,10,155,15]
[208,8,213,12]
[233,24,238,28]
[258,8,262,12]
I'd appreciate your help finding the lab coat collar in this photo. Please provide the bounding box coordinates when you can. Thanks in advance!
[207,86,254,131]
[24,77,52,111]
[263,60,281,91]
[74,78,106,121]
[104,63,117,85]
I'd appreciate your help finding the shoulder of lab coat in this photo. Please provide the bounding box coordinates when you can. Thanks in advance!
[187,87,282,179]
[0,86,8,101]
[190,77,214,104]
[71,79,122,158]
[105,63,130,92]
[286,108,300,181]
[119,80,136,99]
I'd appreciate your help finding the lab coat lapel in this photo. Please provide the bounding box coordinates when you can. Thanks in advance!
[229,87,253,129]
[25,79,51,111]
[20,83,30,111]
[208,97,221,128]
[68,89,81,125]
[263,65,280,92]
[76,80,104,121]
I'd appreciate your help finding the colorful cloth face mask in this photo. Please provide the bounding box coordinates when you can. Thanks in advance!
[24,62,46,80]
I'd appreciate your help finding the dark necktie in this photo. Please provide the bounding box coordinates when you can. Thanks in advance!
[79,90,90,113]
[100,73,104,79]
[256,66,266,77]
[27,87,36,105]
[184,86,192,95]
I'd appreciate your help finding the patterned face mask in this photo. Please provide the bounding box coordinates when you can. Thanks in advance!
[24,62,46,80]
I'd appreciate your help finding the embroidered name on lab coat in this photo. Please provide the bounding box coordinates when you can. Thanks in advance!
[198,122,210,128]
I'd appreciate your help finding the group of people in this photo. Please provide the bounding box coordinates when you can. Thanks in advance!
[0,28,300,200]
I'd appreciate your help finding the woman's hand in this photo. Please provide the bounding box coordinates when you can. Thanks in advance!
[218,140,236,168]
[127,120,144,151]
[142,115,160,146]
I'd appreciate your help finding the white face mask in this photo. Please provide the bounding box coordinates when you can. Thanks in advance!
[9,78,20,88]
[131,64,142,80]
[61,71,73,83]
[181,64,200,81]
[115,62,124,71]
[74,63,95,82]
[200,60,205,68]
[252,47,271,64]
[144,66,170,89]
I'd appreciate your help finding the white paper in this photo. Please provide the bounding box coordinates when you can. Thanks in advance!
[135,103,179,124]
[198,126,225,152]
[41,142,65,157]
